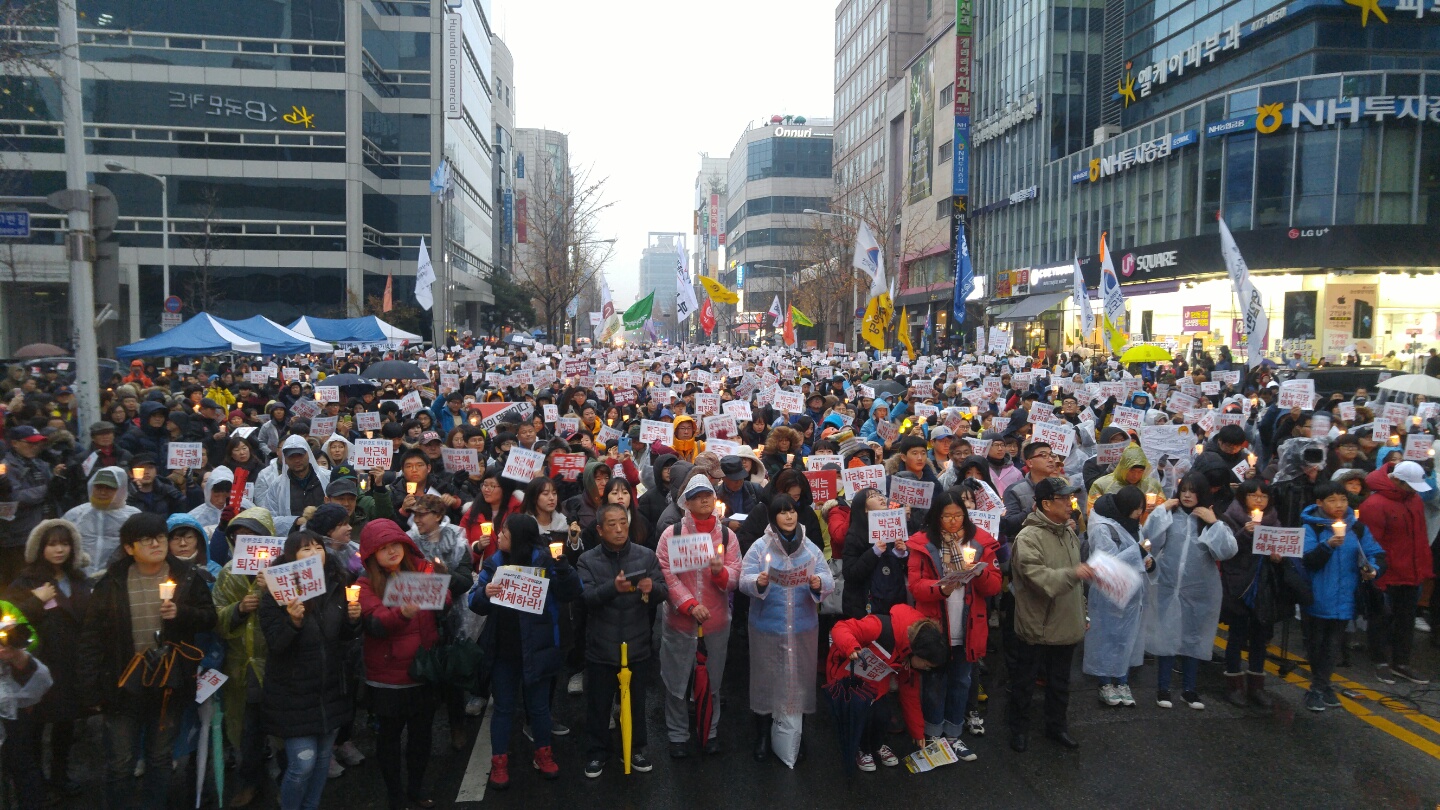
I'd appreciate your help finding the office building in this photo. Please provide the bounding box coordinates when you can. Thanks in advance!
[693,155,728,339]
[491,34,516,280]
[639,233,686,341]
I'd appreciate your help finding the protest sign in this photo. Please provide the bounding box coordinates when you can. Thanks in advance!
[311,416,337,439]
[667,534,719,575]
[867,508,907,546]
[263,555,326,604]
[694,393,720,416]
[1253,525,1304,557]
[543,404,559,423]
[804,470,839,502]
[841,464,886,499]
[490,568,551,615]
[166,442,204,470]
[556,416,581,438]
[1086,548,1143,606]
[353,438,393,470]
[702,414,738,440]
[551,453,587,482]
[232,536,287,575]
[1030,421,1074,458]
[381,572,449,611]
[501,446,546,483]
[889,477,934,509]
[314,386,340,404]
[1277,379,1315,410]
[773,390,804,414]
[722,400,752,421]
[355,411,382,432]
[1404,433,1434,462]
[441,447,481,474]
[969,508,1000,539]
[806,454,842,471]
[1097,439,1129,466]
[1111,406,1143,431]
[639,419,675,445]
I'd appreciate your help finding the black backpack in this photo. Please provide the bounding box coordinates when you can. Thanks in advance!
[867,549,909,616]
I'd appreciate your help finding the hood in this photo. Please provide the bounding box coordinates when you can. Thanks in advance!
[359,518,422,561]
[228,506,276,537]
[167,513,207,537]
[1300,503,1356,530]
[868,397,891,419]
[1366,462,1414,503]
[25,518,85,565]
[320,433,354,461]
[137,400,167,431]
[822,412,846,432]
[203,465,236,503]
[1143,409,1169,426]
[672,413,698,435]
[667,459,696,503]
[581,458,609,497]
[88,465,131,509]
[652,453,683,490]
[1124,392,1152,411]
[1116,444,1151,476]
[1273,437,1327,485]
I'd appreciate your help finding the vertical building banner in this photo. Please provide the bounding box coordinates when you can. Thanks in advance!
[444,13,463,120]
[908,51,935,203]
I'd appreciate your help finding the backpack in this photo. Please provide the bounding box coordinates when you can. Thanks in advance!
[866,549,909,615]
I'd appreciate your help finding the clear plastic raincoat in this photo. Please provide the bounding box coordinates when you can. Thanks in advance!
[1141,504,1237,659]
[61,466,141,576]
[1082,510,1149,678]
[739,524,833,716]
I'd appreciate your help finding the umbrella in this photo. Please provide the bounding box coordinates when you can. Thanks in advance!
[319,373,380,394]
[822,661,876,774]
[13,342,65,359]
[1378,373,1440,398]
[868,379,906,398]
[619,641,633,775]
[690,627,714,746]
[363,360,427,380]
[1119,344,1172,363]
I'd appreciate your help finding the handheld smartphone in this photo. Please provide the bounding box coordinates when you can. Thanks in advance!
[617,436,631,454]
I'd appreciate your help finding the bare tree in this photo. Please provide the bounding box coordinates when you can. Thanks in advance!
[177,187,228,315]
[512,153,616,340]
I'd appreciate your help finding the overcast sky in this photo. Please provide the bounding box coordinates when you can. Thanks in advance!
[493,0,837,305]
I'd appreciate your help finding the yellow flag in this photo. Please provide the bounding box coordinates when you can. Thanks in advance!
[698,276,738,305]
[897,307,915,360]
[861,292,892,350]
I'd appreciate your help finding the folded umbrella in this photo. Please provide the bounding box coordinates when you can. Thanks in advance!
[690,626,713,746]
[619,641,633,775]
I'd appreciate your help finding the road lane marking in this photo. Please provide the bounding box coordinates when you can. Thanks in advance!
[455,713,493,804]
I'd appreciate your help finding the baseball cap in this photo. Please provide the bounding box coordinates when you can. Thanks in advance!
[1034,476,1081,504]
[326,477,359,497]
[683,473,716,501]
[421,431,442,444]
[930,426,954,442]
[282,444,309,457]
[720,456,747,481]
[1391,460,1432,492]
[8,426,45,443]
[55,385,73,395]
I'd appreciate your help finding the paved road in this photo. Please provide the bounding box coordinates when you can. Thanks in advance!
[41,626,1440,808]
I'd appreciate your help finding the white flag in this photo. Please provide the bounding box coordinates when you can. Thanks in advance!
[1073,257,1095,337]
[414,238,435,311]
[675,239,698,324]
[767,295,783,324]
[853,221,886,299]
[1219,217,1269,368]
[597,279,621,341]
[1099,233,1126,353]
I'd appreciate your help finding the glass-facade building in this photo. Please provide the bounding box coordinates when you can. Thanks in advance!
[0,0,493,352]
[973,0,1440,361]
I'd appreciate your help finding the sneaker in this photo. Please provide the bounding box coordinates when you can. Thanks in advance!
[1416,616,1432,633]
[335,741,365,767]
[1321,687,1342,708]
[1099,684,1121,706]
[630,753,653,773]
[1392,665,1430,684]
[965,710,985,736]
[1156,690,1173,709]
[488,754,510,790]
[1375,664,1397,684]
[1117,684,1136,707]
[464,696,488,716]
[552,720,571,737]
[568,672,585,695]
[327,759,345,779]
[875,745,899,767]
[856,752,877,772]
[1304,690,1326,712]
[584,759,604,779]
[948,737,978,762]
[532,746,559,780]
[1182,691,1205,710]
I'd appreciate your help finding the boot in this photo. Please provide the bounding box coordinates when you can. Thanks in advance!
[487,754,509,790]
[752,714,772,763]
[1246,673,1274,709]
[1223,672,1247,707]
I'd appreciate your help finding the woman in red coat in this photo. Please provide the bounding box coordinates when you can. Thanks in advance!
[827,604,947,772]
[906,489,1002,758]
[358,519,448,810]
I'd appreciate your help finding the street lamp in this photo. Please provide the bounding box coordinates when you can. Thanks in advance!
[103,160,170,308]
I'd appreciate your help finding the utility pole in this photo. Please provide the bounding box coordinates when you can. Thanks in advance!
[58,0,99,431]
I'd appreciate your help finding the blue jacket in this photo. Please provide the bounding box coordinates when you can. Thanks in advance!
[469,548,582,684]
[860,397,907,443]
[430,398,464,435]
[1300,504,1385,621]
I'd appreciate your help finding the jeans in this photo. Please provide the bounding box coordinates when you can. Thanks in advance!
[1006,640,1074,736]
[1305,616,1346,692]
[1224,614,1275,675]
[1367,584,1419,667]
[1157,655,1199,693]
[585,661,648,761]
[279,730,338,810]
[101,697,182,810]
[490,657,553,754]
[922,647,973,738]
[1103,674,1130,686]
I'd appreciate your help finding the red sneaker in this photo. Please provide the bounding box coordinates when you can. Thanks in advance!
[533,746,560,780]
[488,754,509,790]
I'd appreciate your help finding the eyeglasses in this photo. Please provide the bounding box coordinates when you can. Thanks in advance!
[135,536,166,547]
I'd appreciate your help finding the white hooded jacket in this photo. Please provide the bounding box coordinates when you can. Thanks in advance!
[254,435,330,518]
[187,465,254,533]
[61,465,141,577]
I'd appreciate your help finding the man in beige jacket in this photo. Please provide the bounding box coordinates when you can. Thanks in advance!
[1006,477,1094,753]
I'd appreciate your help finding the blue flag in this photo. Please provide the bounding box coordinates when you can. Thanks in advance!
[953,218,974,327]
[429,160,453,199]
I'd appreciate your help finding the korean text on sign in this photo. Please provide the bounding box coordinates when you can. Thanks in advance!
[867,508,907,547]
[1252,525,1304,558]
[381,572,449,611]
[666,533,718,575]
[264,555,327,604]
[232,536,287,575]
[490,568,551,615]
[501,446,546,484]
[841,464,886,500]
[166,442,204,470]
[353,438,393,470]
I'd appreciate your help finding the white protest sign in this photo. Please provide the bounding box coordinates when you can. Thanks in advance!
[1097,440,1129,466]
[867,508,908,546]
[722,399,752,422]
[1086,548,1143,606]
[841,464,887,499]
[1383,402,1413,424]
[543,404,559,423]
[355,411,382,432]
[1277,379,1315,410]
[773,390,804,414]
[166,442,204,469]
[969,508,1000,539]
[196,669,229,704]
[1253,525,1304,557]
[889,477,934,509]
[1232,457,1252,481]
[381,572,449,611]
[556,416,581,438]
[314,386,340,404]
[1030,421,1074,458]
[441,447,481,474]
[231,535,287,575]
[290,398,321,420]
[1337,401,1356,422]
[353,438,393,470]
[1404,433,1434,461]
[639,419,675,445]
[398,390,424,416]
[853,646,895,682]
[263,554,327,603]
[972,481,1004,514]
[694,393,720,416]
[666,533,719,575]
[702,414,738,440]
[806,454,842,471]
[489,568,551,615]
[311,416,338,439]
[1111,406,1143,431]
[501,446,546,483]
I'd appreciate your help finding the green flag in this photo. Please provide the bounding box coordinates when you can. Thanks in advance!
[790,306,814,328]
[623,292,654,330]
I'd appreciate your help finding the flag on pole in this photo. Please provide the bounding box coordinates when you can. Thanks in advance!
[789,306,814,328]
[699,275,738,305]
[1218,215,1270,368]
[953,218,974,328]
[853,221,887,298]
[1072,257,1094,338]
[1098,233,1127,353]
[382,274,393,312]
[414,238,435,311]
[782,305,796,346]
[699,298,716,336]
[597,279,621,341]
[429,159,453,199]
[675,240,698,323]
[566,295,579,319]
[860,292,892,350]
[766,295,783,324]
[896,307,915,360]
[622,292,654,331]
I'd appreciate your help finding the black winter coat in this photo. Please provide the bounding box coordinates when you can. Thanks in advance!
[575,541,667,666]
[77,556,217,711]
[7,569,92,723]
[258,576,358,738]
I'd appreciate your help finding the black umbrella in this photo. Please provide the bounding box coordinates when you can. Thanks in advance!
[822,662,876,774]
[869,379,906,398]
[320,373,380,394]
[363,360,427,380]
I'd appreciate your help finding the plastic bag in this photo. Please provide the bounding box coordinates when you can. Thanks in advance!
[771,711,803,769]
[819,558,845,616]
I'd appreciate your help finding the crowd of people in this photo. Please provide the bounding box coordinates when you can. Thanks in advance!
[0,339,1435,806]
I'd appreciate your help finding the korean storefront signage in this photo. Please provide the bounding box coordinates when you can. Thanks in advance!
[953,0,973,198]
[1207,95,1440,141]
[444,13,463,120]
[1074,130,1197,184]
[1182,305,1211,333]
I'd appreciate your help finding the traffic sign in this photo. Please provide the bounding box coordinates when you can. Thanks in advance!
[164,295,182,313]
[161,312,182,331]
[0,211,30,238]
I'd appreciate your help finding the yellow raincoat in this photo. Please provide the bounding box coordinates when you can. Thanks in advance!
[1086,444,1165,512]
[212,506,274,748]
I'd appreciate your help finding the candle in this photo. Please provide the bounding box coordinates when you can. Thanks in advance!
[549,542,564,559]
[961,546,977,566]
[481,522,493,537]
[346,584,361,603]
[716,544,724,557]
[1251,509,1262,524]
[1389,434,1400,446]
[1194,443,1204,455]
[1141,539,1152,553]
[765,553,773,567]
[0,462,6,476]
[256,548,269,563]
[406,481,418,495]
[131,466,145,481]
[359,477,369,493]
[1332,520,1346,537]
[1146,492,1158,506]
[158,580,176,601]
[714,501,726,518]
[1070,496,1079,512]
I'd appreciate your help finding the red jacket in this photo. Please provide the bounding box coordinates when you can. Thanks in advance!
[906,528,1002,663]
[826,503,851,559]
[827,604,930,741]
[1359,464,1434,588]
[357,519,445,686]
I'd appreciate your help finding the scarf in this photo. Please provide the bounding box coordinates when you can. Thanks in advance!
[939,529,966,576]
[777,528,802,557]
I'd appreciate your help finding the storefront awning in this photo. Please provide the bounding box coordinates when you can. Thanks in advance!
[989,292,1069,322]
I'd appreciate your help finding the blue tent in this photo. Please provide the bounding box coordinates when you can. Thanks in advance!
[224,316,333,355]
[288,315,423,347]
[116,314,262,361]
